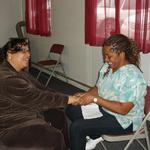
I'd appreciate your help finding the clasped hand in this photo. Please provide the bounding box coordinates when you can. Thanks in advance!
[68,92,94,105]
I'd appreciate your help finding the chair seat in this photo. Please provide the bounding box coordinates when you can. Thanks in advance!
[38,60,59,65]
[102,132,146,142]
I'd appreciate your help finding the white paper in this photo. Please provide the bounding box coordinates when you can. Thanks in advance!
[81,103,103,119]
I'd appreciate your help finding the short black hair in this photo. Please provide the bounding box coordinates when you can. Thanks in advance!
[0,38,29,60]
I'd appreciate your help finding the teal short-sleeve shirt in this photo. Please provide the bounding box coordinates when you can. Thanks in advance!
[96,63,147,131]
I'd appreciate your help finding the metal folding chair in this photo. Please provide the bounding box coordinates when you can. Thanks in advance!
[36,44,68,86]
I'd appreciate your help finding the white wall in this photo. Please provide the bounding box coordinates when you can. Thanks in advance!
[0,0,23,47]
[24,0,150,88]
[0,0,150,89]
[140,53,150,85]
[26,0,99,88]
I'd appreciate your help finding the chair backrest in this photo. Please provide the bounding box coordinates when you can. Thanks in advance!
[144,86,150,114]
[50,44,64,54]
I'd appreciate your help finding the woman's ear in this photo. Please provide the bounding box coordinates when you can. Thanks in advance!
[7,50,12,60]
[120,51,126,59]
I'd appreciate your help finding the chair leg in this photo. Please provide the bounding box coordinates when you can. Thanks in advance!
[60,64,68,83]
[45,66,57,87]
[36,70,42,80]
[145,120,150,150]
[53,72,58,78]
[99,141,108,150]
[124,132,143,150]
[124,114,150,150]
[135,139,147,150]
[45,72,53,87]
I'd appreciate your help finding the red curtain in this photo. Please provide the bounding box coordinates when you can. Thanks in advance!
[85,0,150,53]
[85,0,97,45]
[25,0,51,36]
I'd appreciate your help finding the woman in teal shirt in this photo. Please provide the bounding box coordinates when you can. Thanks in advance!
[66,34,147,150]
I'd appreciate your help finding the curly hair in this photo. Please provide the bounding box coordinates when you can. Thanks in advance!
[0,38,28,60]
[103,34,141,69]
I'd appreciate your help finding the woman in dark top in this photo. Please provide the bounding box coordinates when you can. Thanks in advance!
[0,38,78,150]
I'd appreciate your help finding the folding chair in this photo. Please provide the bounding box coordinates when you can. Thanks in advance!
[36,44,68,86]
[99,86,150,150]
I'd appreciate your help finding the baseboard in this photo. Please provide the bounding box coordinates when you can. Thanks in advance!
[31,62,91,91]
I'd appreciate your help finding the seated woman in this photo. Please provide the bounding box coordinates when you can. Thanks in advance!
[0,38,78,150]
[66,34,147,150]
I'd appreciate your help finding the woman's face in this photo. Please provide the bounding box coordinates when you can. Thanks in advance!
[7,45,30,71]
[102,45,126,72]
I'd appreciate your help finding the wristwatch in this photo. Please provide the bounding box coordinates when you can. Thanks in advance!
[93,97,98,103]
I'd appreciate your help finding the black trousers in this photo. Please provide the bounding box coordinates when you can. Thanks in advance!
[66,105,133,150]
[1,108,69,150]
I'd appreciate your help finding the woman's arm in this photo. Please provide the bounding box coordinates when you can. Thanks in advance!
[4,76,69,111]
[78,93,134,115]
[95,97,134,115]
[87,86,98,96]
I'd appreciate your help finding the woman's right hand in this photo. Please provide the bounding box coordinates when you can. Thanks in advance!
[74,92,85,97]
[68,96,80,105]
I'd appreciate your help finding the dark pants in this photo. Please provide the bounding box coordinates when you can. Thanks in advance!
[1,108,69,150]
[66,105,133,150]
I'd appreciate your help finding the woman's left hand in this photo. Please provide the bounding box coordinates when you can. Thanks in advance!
[78,93,94,105]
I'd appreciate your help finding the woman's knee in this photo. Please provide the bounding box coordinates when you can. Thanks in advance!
[66,105,83,121]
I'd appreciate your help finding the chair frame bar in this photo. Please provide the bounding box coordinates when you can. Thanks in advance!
[124,112,150,150]
[100,113,150,150]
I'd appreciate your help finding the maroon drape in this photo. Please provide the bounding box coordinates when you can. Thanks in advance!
[25,0,51,36]
[85,0,150,53]
[85,0,97,45]
[134,0,150,53]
